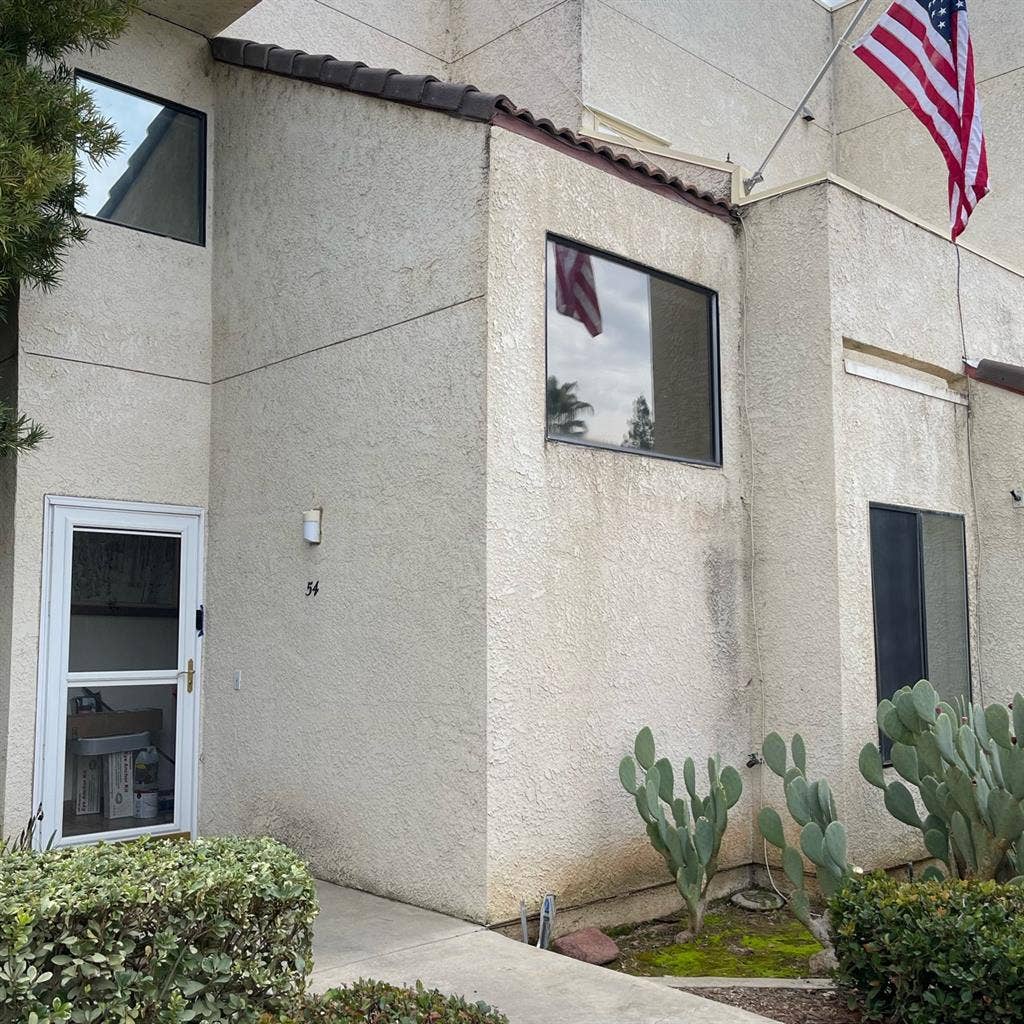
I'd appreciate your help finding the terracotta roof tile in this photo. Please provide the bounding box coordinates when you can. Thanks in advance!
[210,37,734,216]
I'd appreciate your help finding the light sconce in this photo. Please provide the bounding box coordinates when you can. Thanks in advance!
[303,508,322,544]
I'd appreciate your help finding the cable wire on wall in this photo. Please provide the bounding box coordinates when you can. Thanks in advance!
[956,245,986,705]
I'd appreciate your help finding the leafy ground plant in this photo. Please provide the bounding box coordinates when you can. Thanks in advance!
[831,872,1024,1023]
[1,835,317,1023]
[270,980,508,1024]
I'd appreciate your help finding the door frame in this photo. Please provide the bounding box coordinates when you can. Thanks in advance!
[33,495,205,848]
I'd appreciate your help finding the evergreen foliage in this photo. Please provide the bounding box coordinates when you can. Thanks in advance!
[622,394,654,449]
[0,0,137,455]
[832,873,1024,1023]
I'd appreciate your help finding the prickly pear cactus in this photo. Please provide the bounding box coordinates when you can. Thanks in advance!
[619,727,742,936]
[859,679,1024,881]
[757,732,854,946]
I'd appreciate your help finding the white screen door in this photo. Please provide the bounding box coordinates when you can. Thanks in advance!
[35,497,203,847]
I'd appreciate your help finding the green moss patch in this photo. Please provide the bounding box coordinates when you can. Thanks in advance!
[614,904,821,979]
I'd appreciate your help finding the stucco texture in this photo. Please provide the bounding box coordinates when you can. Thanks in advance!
[1,12,214,837]
[448,0,583,137]
[738,185,848,857]
[828,185,1024,865]
[5,0,1024,929]
[203,299,489,920]
[143,0,260,37]
[585,0,834,178]
[226,0,446,78]
[969,383,1024,699]
[211,69,487,380]
[743,181,1024,869]
[204,65,491,919]
[484,125,755,923]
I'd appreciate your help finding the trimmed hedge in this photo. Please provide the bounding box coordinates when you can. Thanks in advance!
[1,835,317,1023]
[830,872,1024,1023]
[274,980,509,1023]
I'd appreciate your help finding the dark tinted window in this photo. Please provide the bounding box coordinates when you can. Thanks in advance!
[545,237,720,464]
[68,531,181,672]
[77,74,205,244]
[869,505,970,751]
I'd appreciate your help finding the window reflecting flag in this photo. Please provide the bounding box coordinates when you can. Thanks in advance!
[554,242,603,337]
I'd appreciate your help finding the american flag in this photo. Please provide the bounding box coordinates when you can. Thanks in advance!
[852,0,989,239]
[554,243,603,337]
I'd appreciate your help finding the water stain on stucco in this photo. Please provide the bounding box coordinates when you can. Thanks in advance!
[703,546,742,677]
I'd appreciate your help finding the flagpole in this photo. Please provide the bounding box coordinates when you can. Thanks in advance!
[743,0,875,195]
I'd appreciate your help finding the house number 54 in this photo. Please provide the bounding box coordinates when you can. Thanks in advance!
[306,580,320,596]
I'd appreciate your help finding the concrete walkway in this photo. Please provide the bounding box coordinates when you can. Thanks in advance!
[310,881,778,1024]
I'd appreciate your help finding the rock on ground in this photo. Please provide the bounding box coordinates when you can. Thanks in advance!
[808,947,838,976]
[551,927,620,965]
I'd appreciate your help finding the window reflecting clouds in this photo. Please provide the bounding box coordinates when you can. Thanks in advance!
[545,238,719,464]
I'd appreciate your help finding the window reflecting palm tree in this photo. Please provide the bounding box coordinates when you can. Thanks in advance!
[546,376,594,437]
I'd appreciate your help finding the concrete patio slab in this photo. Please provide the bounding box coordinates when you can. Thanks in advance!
[310,881,779,1024]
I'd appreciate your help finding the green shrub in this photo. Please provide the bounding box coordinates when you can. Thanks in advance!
[273,980,508,1024]
[830,872,1024,1023]
[0,835,317,1023]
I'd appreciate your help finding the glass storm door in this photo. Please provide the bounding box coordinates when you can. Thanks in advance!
[36,497,203,846]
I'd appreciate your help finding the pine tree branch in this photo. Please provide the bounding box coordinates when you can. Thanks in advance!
[0,396,50,456]
[0,1,139,452]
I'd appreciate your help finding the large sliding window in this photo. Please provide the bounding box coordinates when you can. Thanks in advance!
[869,505,971,733]
[544,235,721,465]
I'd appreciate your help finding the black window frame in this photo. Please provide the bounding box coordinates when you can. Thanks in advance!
[543,232,723,468]
[868,501,972,755]
[74,70,208,247]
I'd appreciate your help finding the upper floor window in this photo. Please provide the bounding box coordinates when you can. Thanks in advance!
[76,73,206,245]
[545,235,720,465]
[869,504,970,753]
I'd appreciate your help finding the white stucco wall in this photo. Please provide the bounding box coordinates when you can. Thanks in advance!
[0,12,214,837]
[738,185,848,858]
[582,0,834,179]
[483,125,755,923]
[218,0,1020,273]
[3,0,1021,924]
[970,381,1024,697]
[832,0,1024,265]
[830,186,1024,864]
[448,0,584,137]
[226,0,447,77]
[744,181,1024,869]
[222,1,837,189]
[204,65,491,919]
